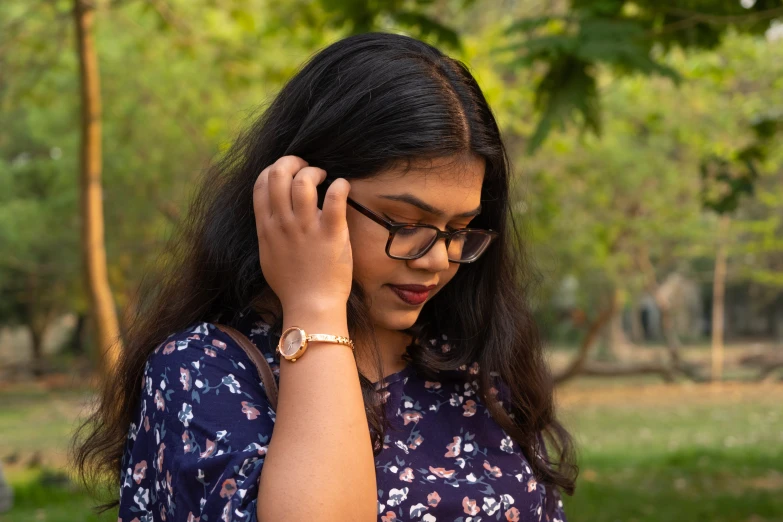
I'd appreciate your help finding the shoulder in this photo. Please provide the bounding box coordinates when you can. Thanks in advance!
[136,318,279,448]
[119,319,278,520]
[146,318,280,394]
[140,318,279,427]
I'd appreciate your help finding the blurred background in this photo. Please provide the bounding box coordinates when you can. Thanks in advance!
[1,0,782,520]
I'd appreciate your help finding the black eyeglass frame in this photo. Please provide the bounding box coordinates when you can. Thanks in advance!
[320,179,499,264]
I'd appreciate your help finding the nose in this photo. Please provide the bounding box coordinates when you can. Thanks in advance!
[407,236,451,272]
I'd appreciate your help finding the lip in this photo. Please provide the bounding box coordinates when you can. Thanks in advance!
[387,284,437,306]
[388,283,438,292]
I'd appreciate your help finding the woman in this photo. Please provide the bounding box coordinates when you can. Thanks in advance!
[74,32,577,521]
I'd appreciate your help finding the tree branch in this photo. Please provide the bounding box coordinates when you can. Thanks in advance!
[651,7,783,37]
[578,361,676,381]
[554,300,615,384]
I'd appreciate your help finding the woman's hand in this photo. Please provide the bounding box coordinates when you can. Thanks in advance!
[253,155,353,314]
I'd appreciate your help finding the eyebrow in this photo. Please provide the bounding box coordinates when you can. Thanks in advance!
[377,193,482,218]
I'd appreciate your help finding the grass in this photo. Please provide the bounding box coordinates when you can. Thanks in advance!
[1,379,782,521]
[2,468,115,522]
[557,380,783,521]
[0,382,117,521]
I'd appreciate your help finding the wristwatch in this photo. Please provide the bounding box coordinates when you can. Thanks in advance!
[276,325,355,362]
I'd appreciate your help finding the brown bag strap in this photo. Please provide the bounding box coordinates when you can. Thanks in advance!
[214,323,279,411]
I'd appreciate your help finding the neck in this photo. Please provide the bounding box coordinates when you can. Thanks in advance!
[355,326,413,383]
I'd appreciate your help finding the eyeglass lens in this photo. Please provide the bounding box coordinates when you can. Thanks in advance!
[390,227,492,261]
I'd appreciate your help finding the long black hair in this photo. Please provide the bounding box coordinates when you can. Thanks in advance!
[73,31,577,510]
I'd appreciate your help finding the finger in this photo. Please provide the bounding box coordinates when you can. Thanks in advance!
[269,155,309,221]
[253,166,273,232]
[292,166,327,224]
[322,178,351,232]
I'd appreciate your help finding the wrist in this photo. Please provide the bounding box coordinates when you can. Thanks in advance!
[283,299,347,318]
[282,305,349,338]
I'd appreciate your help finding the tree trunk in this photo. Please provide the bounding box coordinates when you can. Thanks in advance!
[74,0,122,376]
[711,214,730,382]
[553,289,684,385]
[636,248,705,381]
[629,300,644,343]
[28,324,45,377]
[578,361,675,381]
[656,286,705,380]
[66,312,88,356]
[738,351,783,382]
[554,297,615,384]
[607,288,635,361]
[658,301,683,366]
[22,271,49,378]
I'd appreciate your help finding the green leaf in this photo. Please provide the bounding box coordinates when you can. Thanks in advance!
[392,11,462,51]
[504,15,562,34]
[528,58,601,153]
[230,9,256,33]
[699,154,758,215]
[575,17,680,81]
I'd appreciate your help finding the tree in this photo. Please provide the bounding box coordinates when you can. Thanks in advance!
[0,1,85,375]
[1,0,343,372]
[0,118,81,375]
[522,31,783,382]
[500,0,783,152]
[701,113,783,381]
[74,0,123,376]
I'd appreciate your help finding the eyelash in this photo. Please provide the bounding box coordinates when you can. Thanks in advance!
[383,214,461,231]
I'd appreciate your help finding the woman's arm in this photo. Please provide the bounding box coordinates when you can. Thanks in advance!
[252,155,374,520]
[256,305,377,522]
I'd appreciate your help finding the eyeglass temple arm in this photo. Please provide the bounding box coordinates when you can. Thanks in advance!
[344,197,395,229]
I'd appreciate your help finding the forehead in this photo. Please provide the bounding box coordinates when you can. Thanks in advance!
[356,155,485,201]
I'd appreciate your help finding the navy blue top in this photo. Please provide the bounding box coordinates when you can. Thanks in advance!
[117,308,567,522]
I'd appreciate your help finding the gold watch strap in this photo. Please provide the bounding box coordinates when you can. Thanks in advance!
[276,326,355,363]
[305,333,355,350]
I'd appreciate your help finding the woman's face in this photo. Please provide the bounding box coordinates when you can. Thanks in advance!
[345,155,485,332]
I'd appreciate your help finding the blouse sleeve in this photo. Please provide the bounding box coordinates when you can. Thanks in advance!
[118,322,276,522]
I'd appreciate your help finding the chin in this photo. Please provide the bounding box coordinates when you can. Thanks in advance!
[371,308,420,331]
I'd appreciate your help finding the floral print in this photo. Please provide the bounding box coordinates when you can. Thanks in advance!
[118,308,567,521]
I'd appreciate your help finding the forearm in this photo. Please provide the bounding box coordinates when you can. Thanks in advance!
[256,306,377,522]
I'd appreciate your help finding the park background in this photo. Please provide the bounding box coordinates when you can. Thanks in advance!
[1,0,782,520]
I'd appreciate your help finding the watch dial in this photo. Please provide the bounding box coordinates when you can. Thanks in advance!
[282,329,303,357]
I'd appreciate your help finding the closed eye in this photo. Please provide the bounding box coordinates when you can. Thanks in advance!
[383,213,465,232]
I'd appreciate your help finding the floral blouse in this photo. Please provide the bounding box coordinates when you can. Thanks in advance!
[118,308,567,522]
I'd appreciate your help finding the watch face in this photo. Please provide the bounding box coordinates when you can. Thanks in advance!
[281,328,304,357]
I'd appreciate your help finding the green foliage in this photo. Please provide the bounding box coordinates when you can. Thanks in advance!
[522,31,783,312]
[502,0,783,151]
[0,0,346,329]
[701,113,782,214]
[317,0,476,50]
[0,98,82,326]
[530,57,602,153]
[0,0,781,357]
[700,154,758,214]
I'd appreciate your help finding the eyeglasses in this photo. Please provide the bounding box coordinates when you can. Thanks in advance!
[320,179,499,263]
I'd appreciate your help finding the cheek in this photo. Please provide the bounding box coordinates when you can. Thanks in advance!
[347,215,396,283]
